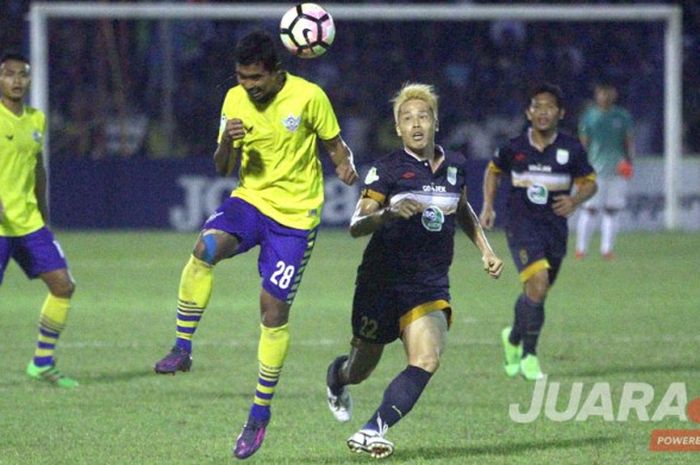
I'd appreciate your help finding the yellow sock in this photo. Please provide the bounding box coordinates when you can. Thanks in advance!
[175,255,213,351]
[33,294,70,366]
[250,324,290,420]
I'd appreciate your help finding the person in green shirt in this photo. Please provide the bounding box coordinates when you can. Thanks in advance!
[575,83,634,260]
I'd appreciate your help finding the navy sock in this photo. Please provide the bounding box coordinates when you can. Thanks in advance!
[516,294,545,356]
[509,294,527,346]
[364,365,432,432]
[249,404,271,423]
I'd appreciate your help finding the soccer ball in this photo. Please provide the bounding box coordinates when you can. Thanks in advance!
[279,3,335,59]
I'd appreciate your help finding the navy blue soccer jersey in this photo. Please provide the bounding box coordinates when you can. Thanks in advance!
[356,147,469,289]
[491,130,595,238]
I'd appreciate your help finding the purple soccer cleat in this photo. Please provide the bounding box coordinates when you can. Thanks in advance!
[233,417,268,460]
[154,346,192,374]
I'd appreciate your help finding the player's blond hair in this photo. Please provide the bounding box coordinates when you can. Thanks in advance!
[391,82,439,124]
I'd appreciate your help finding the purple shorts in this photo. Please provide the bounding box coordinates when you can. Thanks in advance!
[0,227,69,285]
[203,197,318,305]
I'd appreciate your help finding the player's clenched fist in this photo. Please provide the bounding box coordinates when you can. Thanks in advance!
[388,198,424,220]
[482,252,504,279]
[335,160,359,186]
[479,207,496,230]
[221,118,247,143]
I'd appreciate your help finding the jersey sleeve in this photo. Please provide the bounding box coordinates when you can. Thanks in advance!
[571,141,596,179]
[360,159,392,204]
[491,145,511,173]
[217,90,232,145]
[307,85,341,141]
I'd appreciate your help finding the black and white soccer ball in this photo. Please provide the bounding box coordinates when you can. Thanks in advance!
[279,3,335,59]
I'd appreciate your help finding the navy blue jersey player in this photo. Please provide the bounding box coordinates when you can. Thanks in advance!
[479,83,597,381]
[325,83,504,458]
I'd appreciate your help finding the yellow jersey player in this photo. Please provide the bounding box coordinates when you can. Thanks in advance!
[152,30,358,459]
[0,52,78,388]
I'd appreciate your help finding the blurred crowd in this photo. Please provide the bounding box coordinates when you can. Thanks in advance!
[2,0,699,161]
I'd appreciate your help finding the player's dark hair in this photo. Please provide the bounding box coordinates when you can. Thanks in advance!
[235,30,281,72]
[0,51,29,66]
[529,83,565,109]
[595,81,617,92]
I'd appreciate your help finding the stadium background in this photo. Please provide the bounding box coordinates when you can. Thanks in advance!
[2,3,700,465]
[1,0,699,231]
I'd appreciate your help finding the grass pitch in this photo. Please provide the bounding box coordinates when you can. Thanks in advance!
[0,230,698,464]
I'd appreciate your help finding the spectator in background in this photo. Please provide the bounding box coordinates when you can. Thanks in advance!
[575,83,634,260]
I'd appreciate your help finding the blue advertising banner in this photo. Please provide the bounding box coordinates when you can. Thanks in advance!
[49,158,492,230]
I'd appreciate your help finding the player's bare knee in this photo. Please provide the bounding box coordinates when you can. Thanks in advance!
[260,293,290,327]
[525,275,549,303]
[194,230,237,265]
[409,353,441,373]
[50,279,75,298]
[526,288,547,304]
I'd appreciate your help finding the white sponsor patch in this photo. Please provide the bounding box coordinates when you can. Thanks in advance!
[556,149,569,165]
[364,167,379,184]
[447,166,457,185]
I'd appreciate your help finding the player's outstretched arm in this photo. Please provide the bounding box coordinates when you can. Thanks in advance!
[321,135,358,186]
[458,190,503,279]
[479,165,501,230]
[349,198,423,238]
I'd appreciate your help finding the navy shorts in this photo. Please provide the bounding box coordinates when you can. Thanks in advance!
[203,197,317,305]
[0,227,69,285]
[506,224,565,285]
[351,282,452,344]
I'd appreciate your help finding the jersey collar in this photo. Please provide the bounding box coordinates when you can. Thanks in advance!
[0,100,25,119]
[527,127,558,152]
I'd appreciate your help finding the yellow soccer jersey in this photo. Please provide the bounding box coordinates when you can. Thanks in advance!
[0,103,45,236]
[218,73,341,230]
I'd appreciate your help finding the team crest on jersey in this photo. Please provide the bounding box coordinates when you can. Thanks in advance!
[365,167,379,184]
[32,131,42,142]
[282,114,301,132]
[556,149,569,165]
[447,166,457,186]
[421,206,445,232]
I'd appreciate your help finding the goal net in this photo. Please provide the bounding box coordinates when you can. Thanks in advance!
[29,2,691,230]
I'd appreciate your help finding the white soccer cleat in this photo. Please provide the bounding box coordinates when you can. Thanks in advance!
[347,429,395,459]
[326,385,353,422]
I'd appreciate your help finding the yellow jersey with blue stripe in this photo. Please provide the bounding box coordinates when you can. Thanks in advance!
[218,73,340,230]
[0,103,45,236]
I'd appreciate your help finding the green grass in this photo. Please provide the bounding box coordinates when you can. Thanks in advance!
[1,230,699,465]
